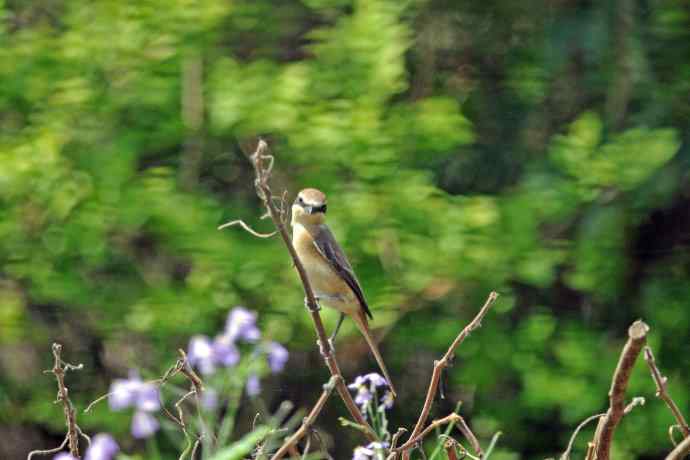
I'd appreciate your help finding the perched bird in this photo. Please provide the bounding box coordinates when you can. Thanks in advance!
[291,188,397,397]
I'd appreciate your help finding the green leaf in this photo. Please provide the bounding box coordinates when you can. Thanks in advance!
[206,426,271,460]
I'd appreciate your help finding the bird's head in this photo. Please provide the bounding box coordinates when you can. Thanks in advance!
[292,188,327,225]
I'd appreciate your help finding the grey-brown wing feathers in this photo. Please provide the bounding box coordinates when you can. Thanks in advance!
[313,226,373,320]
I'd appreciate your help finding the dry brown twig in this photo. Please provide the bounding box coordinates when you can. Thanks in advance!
[644,346,690,440]
[220,139,377,442]
[589,320,649,460]
[28,343,86,459]
[270,376,340,460]
[666,435,690,460]
[394,292,498,460]
[395,413,480,455]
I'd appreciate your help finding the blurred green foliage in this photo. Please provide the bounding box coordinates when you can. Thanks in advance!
[1,0,689,459]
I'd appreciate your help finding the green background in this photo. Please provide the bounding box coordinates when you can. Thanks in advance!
[1,0,689,458]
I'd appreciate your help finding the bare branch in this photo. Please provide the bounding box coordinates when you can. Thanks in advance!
[560,413,606,460]
[27,435,69,460]
[590,320,649,460]
[270,376,339,460]
[666,435,690,460]
[218,219,277,238]
[396,413,480,455]
[230,139,376,441]
[45,343,82,458]
[644,346,690,439]
[401,292,498,459]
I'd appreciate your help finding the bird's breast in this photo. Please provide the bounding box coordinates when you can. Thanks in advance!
[292,224,358,314]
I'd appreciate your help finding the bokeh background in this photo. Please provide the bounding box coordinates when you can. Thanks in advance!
[1,0,690,458]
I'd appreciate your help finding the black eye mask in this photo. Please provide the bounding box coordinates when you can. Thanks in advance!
[307,203,327,214]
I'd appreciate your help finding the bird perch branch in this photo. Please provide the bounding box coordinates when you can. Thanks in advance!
[226,139,376,442]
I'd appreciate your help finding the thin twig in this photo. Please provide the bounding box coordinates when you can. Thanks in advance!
[483,431,502,459]
[397,414,478,453]
[644,346,690,439]
[270,376,339,460]
[401,292,498,460]
[590,320,649,460]
[233,140,376,441]
[27,435,69,460]
[218,219,277,238]
[561,414,606,460]
[666,435,690,460]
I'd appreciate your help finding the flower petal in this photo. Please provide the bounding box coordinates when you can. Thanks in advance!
[131,411,159,439]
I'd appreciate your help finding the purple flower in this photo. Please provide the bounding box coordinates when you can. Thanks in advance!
[131,410,159,439]
[85,433,119,460]
[353,442,389,459]
[136,382,161,412]
[213,335,240,367]
[353,446,374,460]
[108,372,143,410]
[188,335,216,375]
[363,373,387,389]
[348,373,391,413]
[201,388,218,410]
[246,374,261,397]
[225,307,261,342]
[267,342,288,373]
[354,387,373,408]
[54,454,78,460]
[348,375,367,390]
[380,391,394,410]
[108,372,160,413]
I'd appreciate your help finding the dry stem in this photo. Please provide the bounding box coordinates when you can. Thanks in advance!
[666,435,690,460]
[590,320,649,460]
[396,414,477,454]
[29,343,84,459]
[229,139,376,441]
[644,346,690,439]
[270,376,339,460]
[399,292,498,459]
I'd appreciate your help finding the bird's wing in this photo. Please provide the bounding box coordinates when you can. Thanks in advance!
[313,225,373,319]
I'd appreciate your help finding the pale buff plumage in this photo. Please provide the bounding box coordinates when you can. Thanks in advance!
[291,188,397,397]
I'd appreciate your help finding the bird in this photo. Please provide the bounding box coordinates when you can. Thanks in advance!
[291,187,397,397]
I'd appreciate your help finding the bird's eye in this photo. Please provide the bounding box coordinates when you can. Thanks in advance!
[298,197,304,204]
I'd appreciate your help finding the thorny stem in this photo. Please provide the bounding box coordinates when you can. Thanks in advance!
[236,140,377,442]
[400,292,498,460]
[590,320,649,460]
[644,346,690,439]
[270,376,339,460]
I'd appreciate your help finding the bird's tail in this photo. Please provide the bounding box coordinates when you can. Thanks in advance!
[352,312,398,398]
